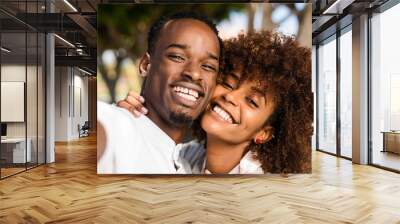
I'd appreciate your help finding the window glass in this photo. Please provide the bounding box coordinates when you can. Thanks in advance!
[371,3,400,171]
[317,36,337,154]
[340,28,352,158]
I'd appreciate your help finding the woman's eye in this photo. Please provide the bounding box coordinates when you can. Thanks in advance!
[246,97,259,108]
[222,82,233,90]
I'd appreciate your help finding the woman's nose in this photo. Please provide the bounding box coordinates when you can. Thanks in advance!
[223,90,239,107]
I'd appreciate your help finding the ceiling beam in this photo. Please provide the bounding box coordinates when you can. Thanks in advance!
[67,13,97,41]
[55,55,96,71]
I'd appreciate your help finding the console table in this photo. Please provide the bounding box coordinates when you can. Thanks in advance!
[381,131,400,154]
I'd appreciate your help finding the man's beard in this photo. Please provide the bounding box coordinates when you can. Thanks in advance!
[168,111,193,127]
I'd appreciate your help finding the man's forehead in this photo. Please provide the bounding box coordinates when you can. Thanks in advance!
[163,18,209,31]
[158,19,218,43]
[153,18,220,61]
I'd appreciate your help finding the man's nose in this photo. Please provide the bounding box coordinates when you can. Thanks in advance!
[182,61,201,81]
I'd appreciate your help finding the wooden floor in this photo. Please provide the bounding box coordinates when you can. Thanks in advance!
[1,163,44,178]
[372,150,400,171]
[1,167,26,178]
[1,135,400,223]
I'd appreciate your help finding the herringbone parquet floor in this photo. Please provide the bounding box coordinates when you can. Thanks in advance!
[1,135,400,223]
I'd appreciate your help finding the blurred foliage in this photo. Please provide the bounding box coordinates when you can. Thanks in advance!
[97,4,246,103]
[98,4,246,58]
[97,4,310,103]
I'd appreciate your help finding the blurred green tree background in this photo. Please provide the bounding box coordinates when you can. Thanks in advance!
[97,4,245,103]
[98,4,245,56]
[97,3,311,103]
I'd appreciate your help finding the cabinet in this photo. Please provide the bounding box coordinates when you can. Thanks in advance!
[382,132,400,154]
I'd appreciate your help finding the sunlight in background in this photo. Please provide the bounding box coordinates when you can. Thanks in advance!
[217,4,299,39]
[98,4,308,103]
[271,4,300,35]
[217,11,247,39]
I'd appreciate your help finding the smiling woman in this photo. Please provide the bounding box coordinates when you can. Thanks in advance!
[184,30,313,174]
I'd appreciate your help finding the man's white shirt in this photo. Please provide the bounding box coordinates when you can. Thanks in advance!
[97,101,186,174]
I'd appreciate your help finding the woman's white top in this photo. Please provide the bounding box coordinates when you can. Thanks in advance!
[179,140,264,174]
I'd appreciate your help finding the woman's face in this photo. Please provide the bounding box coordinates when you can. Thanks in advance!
[200,69,276,145]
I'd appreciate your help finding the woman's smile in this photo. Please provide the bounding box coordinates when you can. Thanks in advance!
[209,102,240,124]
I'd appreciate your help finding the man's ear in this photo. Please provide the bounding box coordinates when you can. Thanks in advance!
[139,52,151,77]
[253,126,274,144]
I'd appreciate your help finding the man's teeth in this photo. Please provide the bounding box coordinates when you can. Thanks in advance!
[176,92,197,101]
[213,105,233,124]
[173,86,199,101]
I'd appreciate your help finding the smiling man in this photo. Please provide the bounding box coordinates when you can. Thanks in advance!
[97,12,222,174]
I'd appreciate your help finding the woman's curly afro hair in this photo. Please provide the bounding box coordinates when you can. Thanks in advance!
[193,30,313,173]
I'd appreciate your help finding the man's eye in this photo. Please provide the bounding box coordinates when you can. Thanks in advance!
[202,64,217,72]
[246,97,259,108]
[168,54,185,62]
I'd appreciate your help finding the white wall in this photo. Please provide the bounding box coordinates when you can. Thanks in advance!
[55,67,89,141]
[55,66,69,141]
[1,65,38,138]
[1,64,46,164]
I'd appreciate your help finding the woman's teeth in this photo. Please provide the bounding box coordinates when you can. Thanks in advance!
[213,105,233,124]
[173,86,199,102]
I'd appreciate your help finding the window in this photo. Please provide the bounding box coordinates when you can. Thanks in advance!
[0,1,47,179]
[317,35,337,154]
[312,45,317,151]
[339,27,352,158]
[370,2,400,171]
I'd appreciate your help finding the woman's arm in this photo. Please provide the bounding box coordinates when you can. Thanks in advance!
[97,121,106,162]
[116,91,148,117]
